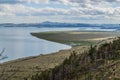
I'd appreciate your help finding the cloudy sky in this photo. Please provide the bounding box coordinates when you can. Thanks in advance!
[0,0,120,24]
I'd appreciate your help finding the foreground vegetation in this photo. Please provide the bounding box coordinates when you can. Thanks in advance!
[0,46,88,80]
[28,37,120,80]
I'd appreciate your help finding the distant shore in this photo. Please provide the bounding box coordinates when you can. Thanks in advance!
[31,31,120,46]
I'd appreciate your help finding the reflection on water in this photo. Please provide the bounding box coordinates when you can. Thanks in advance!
[0,27,78,62]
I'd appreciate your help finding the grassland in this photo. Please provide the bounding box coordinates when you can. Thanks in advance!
[31,31,120,46]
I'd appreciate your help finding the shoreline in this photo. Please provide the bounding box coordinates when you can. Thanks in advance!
[1,45,88,64]
[1,36,115,65]
[2,36,113,64]
[0,45,89,80]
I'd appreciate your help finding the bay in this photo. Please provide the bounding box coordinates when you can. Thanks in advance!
[0,27,78,62]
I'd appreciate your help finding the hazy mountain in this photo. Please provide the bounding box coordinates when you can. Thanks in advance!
[0,21,120,30]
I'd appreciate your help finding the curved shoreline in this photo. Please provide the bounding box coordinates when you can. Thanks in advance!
[0,45,89,80]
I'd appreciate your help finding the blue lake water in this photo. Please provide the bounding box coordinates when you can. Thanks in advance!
[0,27,79,62]
[0,27,116,62]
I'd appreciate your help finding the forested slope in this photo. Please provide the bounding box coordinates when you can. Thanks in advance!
[28,37,120,80]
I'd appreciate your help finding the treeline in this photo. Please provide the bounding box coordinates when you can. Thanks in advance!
[26,37,120,80]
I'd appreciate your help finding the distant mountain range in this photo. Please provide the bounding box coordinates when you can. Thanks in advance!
[0,21,120,30]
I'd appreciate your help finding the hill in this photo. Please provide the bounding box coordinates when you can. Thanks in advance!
[30,37,120,80]
[0,46,88,80]
[0,22,120,30]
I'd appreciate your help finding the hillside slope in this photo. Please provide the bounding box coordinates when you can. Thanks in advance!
[30,37,120,80]
[0,46,88,80]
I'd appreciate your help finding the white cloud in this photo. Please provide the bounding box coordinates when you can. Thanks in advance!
[0,4,69,16]
[22,0,49,4]
[0,0,120,23]
[0,4,120,17]
[51,0,120,4]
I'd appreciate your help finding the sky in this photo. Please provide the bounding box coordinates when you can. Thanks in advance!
[0,0,120,24]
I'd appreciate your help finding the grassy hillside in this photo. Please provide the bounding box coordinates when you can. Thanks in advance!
[29,37,120,80]
[0,46,88,80]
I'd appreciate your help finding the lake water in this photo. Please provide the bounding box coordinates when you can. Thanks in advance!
[0,27,79,62]
[0,27,116,62]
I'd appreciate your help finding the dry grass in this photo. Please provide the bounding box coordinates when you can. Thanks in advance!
[0,46,88,80]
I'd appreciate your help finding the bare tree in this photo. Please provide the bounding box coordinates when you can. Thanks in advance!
[0,48,19,80]
[0,48,8,60]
